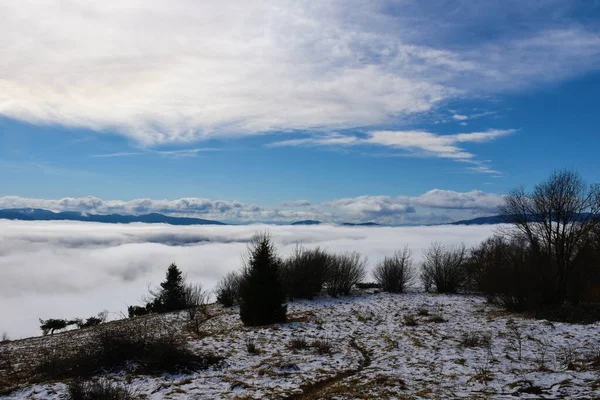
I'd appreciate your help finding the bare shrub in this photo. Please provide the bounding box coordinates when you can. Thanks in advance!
[313,336,333,355]
[372,247,416,293]
[245,338,260,355]
[556,343,579,370]
[472,352,494,384]
[403,315,418,327]
[288,335,308,351]
[460,331,492,348]
[282,246,331,300]
[505,320,524,360]
[1,333,9,343]
[216,271,242,307]
[326,252,367,297]
[67,379,135,400]
[421,243,467,293]
[184,283,209,321]
[530,336,552,371]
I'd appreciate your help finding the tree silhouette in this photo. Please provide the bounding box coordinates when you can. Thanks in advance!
[239,233,287,326]
[150,263,187,312]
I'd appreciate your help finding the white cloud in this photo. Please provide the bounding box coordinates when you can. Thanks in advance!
[268,129,515,172]
[453,114,469,120]
[0,2,597,144]
[0,220,500,338]
[0,189,505,224]
[415,189,504,211]
[91,148,219,158]
[324,189,504,222]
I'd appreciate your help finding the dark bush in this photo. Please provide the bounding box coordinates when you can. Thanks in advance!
[325,252,367,297]
[355,282,381,290]
[245,338,260,354]
[215,271,242,307]
[67,379,135,400]
[282,246,331,300]
[239,233,287,326]
[464,235,537,311]
[420,243,467,294]
[127,306,150,318]
[373,247,416,293]
[36,323,222,380]
[78,317,102,329]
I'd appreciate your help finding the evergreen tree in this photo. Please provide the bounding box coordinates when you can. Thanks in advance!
[239,233,287,326]
[158,263,187,312]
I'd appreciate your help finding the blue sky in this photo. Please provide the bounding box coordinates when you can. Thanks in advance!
[1,1,599,224]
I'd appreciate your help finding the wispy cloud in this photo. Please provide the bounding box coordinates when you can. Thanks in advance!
[268,129,515,173]
[0,2,597,144]
[91,148,218,158]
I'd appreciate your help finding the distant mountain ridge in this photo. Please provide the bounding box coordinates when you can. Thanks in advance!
[449,215,510,225]
[0,208,226,226]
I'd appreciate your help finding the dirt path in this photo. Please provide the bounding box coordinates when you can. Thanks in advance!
[283,337,371,400]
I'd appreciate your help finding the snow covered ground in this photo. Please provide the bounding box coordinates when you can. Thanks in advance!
[2,292,600,399]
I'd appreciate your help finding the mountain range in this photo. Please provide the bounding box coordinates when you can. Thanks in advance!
[0,208,225,225]
[0,208,548,227]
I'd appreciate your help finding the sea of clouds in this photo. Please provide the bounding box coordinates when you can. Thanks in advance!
[0,220,500,338]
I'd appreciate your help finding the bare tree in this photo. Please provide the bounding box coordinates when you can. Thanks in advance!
[373,246,416,293]
[499,169,600,305]
[421,242,467,293]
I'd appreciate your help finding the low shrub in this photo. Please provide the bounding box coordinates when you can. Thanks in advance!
[282,246,331,300]
[460,331,492,348]
[35,323,222,380]
[312,337,333,355]
[245,338,260,355]
[67,379,135,400]
[403,315,418,326]
[288,335,308,351]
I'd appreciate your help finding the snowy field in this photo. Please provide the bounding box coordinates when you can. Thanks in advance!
[0,220,497,339]
[2,291,599,399]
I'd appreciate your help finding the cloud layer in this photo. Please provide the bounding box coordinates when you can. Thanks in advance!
[1,1,598,144]
[0,189,505,224]
[0,220,499,338]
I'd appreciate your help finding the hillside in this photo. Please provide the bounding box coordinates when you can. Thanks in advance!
[2,292,599,399]
[0,208,225,226]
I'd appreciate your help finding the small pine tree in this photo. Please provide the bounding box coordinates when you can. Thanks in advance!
[159,263,187,312]
[239,233,287,326]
